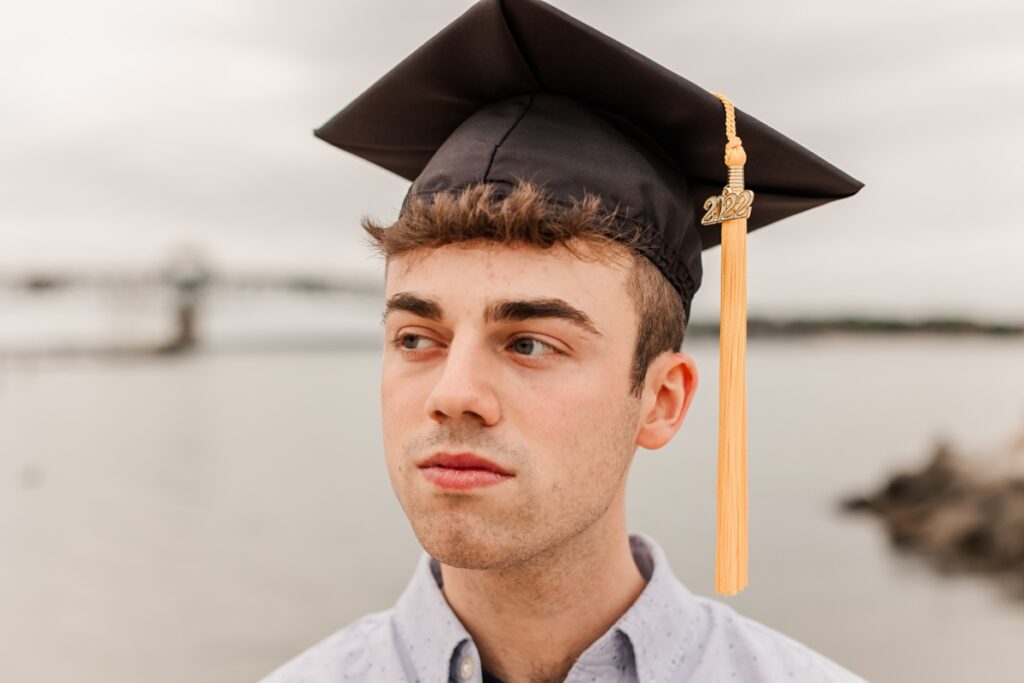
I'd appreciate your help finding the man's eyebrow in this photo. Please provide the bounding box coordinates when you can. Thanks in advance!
[383,292,443,323]
[486,298,602,337]
[383,293,602,337]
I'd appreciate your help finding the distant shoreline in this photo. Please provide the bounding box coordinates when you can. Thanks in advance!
[685,317,1024,338]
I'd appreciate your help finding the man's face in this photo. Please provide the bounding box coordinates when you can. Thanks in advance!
[380,241,645,569]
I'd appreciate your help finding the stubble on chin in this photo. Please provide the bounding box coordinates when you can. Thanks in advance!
[400,455,621,572]
[400,477,545,570]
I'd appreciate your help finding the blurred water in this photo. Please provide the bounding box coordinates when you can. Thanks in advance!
[2,336,1023,683]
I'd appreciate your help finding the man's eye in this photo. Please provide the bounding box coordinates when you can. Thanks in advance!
[397,334,436,350]
[509,337,556,357]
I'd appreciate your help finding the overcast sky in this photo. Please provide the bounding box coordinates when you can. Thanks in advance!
[2,0,1022,320]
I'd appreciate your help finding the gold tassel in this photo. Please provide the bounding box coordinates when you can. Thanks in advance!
[703,94,752,595]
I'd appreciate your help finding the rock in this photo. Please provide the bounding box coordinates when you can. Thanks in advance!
[842,424,1024,597]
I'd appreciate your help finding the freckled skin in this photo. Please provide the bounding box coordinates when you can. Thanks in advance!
[380,242,647,570]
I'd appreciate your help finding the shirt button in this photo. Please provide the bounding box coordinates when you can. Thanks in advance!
[459,656,475,680]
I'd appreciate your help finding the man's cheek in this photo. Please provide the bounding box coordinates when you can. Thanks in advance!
[539,378,592,416]
[551,381,614,428]
[381,374,423,427]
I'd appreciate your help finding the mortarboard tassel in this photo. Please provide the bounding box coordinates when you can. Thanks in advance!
[703,94,753,595]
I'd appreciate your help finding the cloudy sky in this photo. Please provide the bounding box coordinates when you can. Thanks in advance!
[2,0,1022,321]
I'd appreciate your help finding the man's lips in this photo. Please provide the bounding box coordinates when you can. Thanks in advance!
[417,452,513,490]
[418,451,512,475]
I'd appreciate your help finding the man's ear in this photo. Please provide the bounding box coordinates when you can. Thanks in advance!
[635,350,698,450]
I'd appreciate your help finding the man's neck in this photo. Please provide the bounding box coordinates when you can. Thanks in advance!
[439,505,646,683]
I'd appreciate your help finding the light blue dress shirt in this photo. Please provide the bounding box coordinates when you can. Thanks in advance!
[260,533,869,682]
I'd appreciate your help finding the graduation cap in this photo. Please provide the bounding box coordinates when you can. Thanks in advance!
[315,0,863,595]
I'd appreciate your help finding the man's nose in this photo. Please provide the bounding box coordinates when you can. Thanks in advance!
[424,336,501,427]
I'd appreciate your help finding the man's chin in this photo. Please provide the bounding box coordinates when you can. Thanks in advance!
[410,518,534,570]
[414,528,503,569]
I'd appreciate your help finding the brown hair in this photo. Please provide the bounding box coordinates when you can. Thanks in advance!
[362,180,686,395]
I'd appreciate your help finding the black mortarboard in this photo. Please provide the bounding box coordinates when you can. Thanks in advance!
[314,0,863,595]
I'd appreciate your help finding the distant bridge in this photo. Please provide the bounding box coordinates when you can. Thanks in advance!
[0,256,383,357]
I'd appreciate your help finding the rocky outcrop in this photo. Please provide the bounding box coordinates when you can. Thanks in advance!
[842,425,1024,598]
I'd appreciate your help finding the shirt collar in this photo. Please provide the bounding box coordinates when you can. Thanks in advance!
[613,532,704,683]
[393,552,473,683]
[393,532,702,683]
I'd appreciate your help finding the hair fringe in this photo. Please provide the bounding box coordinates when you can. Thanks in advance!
[361,179,646,262]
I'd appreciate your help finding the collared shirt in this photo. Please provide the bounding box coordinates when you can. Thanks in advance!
[260,533,869,682]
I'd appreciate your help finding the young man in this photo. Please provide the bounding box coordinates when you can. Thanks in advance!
[263,1,866,681]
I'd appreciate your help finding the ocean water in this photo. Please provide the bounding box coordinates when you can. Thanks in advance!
[2,335,1023,683]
